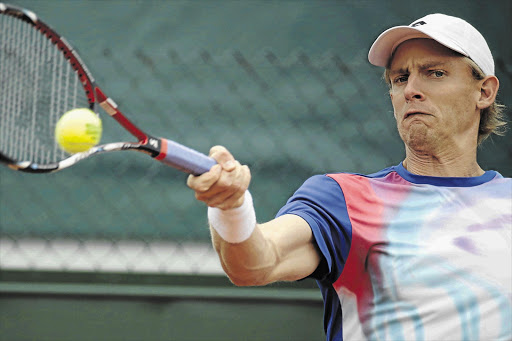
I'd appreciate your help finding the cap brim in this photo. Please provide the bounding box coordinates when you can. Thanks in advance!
[368,26,431,67]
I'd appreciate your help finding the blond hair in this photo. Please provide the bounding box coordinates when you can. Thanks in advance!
[383,57,508,145]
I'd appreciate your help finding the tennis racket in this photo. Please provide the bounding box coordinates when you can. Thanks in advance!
[0,3,217,174]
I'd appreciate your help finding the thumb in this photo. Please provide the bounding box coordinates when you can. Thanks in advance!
[209,145,236,171]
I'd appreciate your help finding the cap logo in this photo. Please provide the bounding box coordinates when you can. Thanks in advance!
[411,21,426,27]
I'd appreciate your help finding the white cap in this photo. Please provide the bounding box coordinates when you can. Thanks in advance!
[368,13,494,75]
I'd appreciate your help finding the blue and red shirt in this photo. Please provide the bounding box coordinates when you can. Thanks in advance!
[277,163,512,341]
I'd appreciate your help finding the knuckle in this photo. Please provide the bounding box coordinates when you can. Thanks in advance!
[186,175,195,187]
[217,177,233,190]
[242,165,251,176]
[196,186,209,193]
[232,181,244,193]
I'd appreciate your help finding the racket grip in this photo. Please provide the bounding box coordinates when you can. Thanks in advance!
[156,138,217,175]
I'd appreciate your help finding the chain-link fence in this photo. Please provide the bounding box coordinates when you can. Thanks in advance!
[1,0,511,274]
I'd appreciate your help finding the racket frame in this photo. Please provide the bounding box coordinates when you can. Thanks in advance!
[0,3,216,175]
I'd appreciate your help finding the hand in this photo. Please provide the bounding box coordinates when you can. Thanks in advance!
[187,146,251,210]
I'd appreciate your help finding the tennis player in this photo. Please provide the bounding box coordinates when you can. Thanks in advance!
[187,13,511,341]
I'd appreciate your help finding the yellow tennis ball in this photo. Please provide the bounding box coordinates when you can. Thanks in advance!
[55,108,102,154]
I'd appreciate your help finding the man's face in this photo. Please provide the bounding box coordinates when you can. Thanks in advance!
[388,39,482,153]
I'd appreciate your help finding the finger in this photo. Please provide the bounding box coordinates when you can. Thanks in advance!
[186,163,222,192]
[209,146,236,171]
[210,161,247,193]
[207,189,246,210]
[191,161,244,203]
[202,164,251,208]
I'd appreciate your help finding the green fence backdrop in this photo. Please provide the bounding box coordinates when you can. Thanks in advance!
[2,0,510,244]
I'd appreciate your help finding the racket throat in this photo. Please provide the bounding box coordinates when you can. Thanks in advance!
[95,87,148,142]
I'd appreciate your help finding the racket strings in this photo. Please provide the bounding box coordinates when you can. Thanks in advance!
[0,14,89,164]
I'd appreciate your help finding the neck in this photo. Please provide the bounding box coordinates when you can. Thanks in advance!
[403,147,484,177]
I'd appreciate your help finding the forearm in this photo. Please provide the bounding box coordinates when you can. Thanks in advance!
[207,190,277,286]
[210,225,279,286]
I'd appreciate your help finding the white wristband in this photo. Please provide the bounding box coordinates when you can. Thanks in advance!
[207,191,256,244]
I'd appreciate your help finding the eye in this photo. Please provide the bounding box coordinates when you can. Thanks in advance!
[430,70,445,78]
[393,75,409,84]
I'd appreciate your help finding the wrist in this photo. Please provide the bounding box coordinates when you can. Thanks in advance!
[207,191,256,243]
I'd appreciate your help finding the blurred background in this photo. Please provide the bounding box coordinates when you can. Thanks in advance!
[1,1,511,340]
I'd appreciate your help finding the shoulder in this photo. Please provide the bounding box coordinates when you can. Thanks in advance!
[296,174,343,196]
[296,165,400,198]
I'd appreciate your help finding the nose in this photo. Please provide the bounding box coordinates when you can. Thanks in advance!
[404,74,425,102]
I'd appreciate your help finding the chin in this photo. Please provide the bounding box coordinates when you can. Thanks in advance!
[401,127,438,152]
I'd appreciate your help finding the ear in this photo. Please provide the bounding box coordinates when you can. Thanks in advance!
[476,76,499,110]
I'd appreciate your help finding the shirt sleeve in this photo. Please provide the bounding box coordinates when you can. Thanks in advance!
[276,174,352,283]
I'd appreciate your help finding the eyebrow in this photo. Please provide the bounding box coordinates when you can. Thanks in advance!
[389,61,449,76]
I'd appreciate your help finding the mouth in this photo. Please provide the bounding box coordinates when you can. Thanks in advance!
[404,111,430,119]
